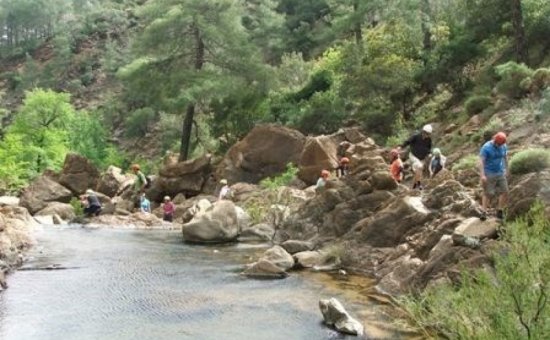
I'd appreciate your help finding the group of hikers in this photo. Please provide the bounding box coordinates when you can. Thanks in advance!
[316,125,509,221]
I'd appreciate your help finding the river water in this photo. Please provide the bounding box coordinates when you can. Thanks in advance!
[0,225,408,340]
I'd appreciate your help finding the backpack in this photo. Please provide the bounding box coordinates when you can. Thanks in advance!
[144,175,152,189]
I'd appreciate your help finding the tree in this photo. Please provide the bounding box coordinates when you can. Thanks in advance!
[511,0,528,64]
[120,0,269,161]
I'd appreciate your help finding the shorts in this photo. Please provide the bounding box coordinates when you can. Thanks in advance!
[163,214,173,222]
[483,174,508,196]
[409,153,424,172]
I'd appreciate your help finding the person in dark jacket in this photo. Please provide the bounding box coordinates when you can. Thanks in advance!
[398,124,433,190]
[83,189,102,217]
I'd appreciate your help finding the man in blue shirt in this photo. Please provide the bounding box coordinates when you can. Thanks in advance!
[479,131,508,220]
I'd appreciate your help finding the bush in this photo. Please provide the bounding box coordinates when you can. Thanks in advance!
[530,68,550,94]
[124,107,156,138]
[509,148,550,175]
[495,62,534,98]
[465,95,492,116]
[452,154,479,172]
[400,202,550,339]
[70,197,84,217]
[260,163,299,190]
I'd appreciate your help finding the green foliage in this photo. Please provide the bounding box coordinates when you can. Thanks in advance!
[495,62,534,99]
[530,68,550,93]
[465,95,492,116]
[452,154,479,172]
[70,197,84,217]
[509,148,550,175]
[400,202,550,339]
[124,107,156,138]
[260,163,299,190]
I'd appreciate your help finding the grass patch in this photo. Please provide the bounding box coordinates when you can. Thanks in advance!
[452,154,479,172]
[509,148,550,175]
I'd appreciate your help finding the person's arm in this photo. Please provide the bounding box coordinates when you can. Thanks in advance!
[503,148,509,176]
[429,159,434,177]
[441,155,447,169]
[479,154,487,181]
[399,134,415,149]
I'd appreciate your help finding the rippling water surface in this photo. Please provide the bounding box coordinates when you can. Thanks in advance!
[0,226,407,340]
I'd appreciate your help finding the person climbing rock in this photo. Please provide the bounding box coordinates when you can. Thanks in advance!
[389,149,404,183]
[429,148,447,178]
[316,169,330,192]
[82,189,102,217]
[162,196,175,222]
[479,131,509,220]
[336,157,350,178]
[218,179,231,200]
[337,141,351,159]
[399,124,433,190]
[140,193,151,213]
[131,164,148,194]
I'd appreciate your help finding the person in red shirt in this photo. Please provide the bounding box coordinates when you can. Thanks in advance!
[162,196,175,222]
[389,149,404,183]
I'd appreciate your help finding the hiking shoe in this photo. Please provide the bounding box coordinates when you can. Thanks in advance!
[496,209,504,220]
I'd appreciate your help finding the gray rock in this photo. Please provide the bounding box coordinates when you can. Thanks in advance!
[453,217,499,240]
[319,298,364,336]
[293,251,324,268]
[181,200,241,243]
[19,175,73,214]
[281,240,315,254]
[241,260,289,279]
[259,245,295,271]
[239,223,275,242]
[35,202,75,221]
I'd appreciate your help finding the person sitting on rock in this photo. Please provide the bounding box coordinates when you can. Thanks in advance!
[389,149,404,183]
[429,148,447,178]
[83,189,102,217]
[162,196,175,222]
[140,193,151,213]
[218,179,231,200]
[398,124,433,190]
[336,157,350,178]
[316,170,330,192]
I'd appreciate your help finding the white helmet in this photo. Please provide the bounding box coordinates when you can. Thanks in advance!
[422,124,433,134]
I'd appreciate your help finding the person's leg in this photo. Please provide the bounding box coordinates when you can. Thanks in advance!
[480,176,496,220]
[496,175,508,219]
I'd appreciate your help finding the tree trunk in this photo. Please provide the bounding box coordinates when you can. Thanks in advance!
[511,0,528,64]
[353,1,363,47]
[421,0,432,53]
[178,23,205,161]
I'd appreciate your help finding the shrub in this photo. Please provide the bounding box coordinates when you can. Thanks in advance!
[260,163,299,190]
[495,62,534,98]
[124,107,156,138]
[530,68,550,94]
[452,154,479,172]
[70,197,84,217]
[509,148,550,175]
[465,95,492,116]
[399,202,550,339]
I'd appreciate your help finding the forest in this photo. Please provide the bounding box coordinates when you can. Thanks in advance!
[0,0,549,189]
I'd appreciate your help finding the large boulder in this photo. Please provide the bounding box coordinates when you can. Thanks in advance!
[259,245,295,271]
[217,124,305,184]
[35,202,76,221]
[96,166,130,197]
[0,206,36,270]
[148,155,213,202]
[298,136,339,185]
[453,217,499,240]
[293,251,324,268]
[281,240,315,254]
[19,175,73,214]
[319,298,364,336]
[58,153,100,194]
[508,171,550,220]
[356,196,432,247]
[181,200,241,243]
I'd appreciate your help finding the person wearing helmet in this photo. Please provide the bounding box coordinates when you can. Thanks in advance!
[162,195,175,222]
[218,179,231,200]
[389,149,404,183]
[429,148,447,178]
[479,131,509,220]
[82,189,102,217]
[316,170,330,192]
[336,157,350,178]
[399,124,433,190]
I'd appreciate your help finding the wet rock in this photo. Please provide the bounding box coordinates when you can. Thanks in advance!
[281,240,315,254]
[58,153,100,194]
[217,124,305,184]
[293,251,324,268]
[242,260,288,279]
[259,245,295,271]
[319,298,364,336]
[181,200,241,243]
[20,175,73,214]
[35,202,75,221]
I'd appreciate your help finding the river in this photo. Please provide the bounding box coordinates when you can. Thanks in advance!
[0,225,409,340]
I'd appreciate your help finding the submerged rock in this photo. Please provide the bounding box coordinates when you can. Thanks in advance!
[319,298,364,336]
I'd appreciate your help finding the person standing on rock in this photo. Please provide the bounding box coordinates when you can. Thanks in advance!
[479,132,509,220]
[336,157,350,178]
[316,170,330,192]
[337,141,351,159]
[131,164,148,194]
[429,148,447,178]
[218,179,231,200]
[162,196,175,222]
[398,124,433,190]
[389,149,404,183]
[83,189,102,217]
[140,193,151,213]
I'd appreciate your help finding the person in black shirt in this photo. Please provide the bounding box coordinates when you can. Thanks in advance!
[82,189,102,217]
[398,124,433,190]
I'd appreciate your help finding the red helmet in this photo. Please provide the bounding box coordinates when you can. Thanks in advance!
[493,132,507,145]
[390,149,399,158]
[321,169,330,178]
[340,157,350,164]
